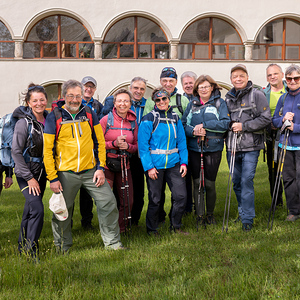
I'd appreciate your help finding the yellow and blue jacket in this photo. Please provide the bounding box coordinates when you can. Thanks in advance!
[43,104,106,182]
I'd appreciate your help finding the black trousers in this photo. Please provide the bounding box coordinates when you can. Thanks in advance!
[17,170,47,255]
[79,187,94,227]
[130,153,145,225]
[266,132,283,206]
[146,164,187,233]
[282,150,300,215]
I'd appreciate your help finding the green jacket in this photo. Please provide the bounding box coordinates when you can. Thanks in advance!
[143,93,190,119]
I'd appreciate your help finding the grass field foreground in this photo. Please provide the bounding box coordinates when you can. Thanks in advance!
[1,151,300,299]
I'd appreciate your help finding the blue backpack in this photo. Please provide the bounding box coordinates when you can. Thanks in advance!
[0,113,18,167]
[0,113,37,168]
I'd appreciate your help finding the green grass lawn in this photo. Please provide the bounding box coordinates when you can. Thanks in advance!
[1,150,300,299]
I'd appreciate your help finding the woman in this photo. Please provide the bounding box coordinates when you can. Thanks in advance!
[273,64,300,221]
[182,75,230,225]
[11,84,48,261]
[100,88,138,233]
[138,87,188,235]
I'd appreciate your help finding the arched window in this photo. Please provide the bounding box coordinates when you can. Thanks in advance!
[0,21,14,58]
[178,17,244,60]
[24,15,94,59]
[253,18,300,60]
[102,16,169,59]
[44,83,63,111]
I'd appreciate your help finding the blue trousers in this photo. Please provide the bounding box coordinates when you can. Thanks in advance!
[227,150,260,224]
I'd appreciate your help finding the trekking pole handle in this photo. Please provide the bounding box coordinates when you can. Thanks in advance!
[281,120,291,133]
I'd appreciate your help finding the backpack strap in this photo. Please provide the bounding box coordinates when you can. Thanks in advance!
[53,107,63,139]
[84,106,94,132]
[171,94,183,115]
[105,111,135,134]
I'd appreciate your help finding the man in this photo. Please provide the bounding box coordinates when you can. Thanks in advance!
[143,67,189,118]
[263,64,287,207]
[79,76,103,230]
[225,64,271,231]
[99,77,148,226]
[181,71,197,101]
[180,71,197,213]
[43,79,123,253]
[143,67,190,223]
[0,161,13,196]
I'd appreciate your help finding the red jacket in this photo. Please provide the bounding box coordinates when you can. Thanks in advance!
[100,108,138,166]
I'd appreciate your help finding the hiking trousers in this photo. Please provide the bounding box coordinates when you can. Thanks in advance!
[52,168,122,251]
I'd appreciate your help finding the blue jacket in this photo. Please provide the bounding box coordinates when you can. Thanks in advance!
[138,106,188,172]
[272,88,300,147]
[81,97,103,120]
[100,96,146,125]
[182,90,230,153]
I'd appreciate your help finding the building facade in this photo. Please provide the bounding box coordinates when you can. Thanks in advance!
[0,1,300,115]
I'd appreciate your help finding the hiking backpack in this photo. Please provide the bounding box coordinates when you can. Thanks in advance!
[0,113,38,168]
[171,94,183,115]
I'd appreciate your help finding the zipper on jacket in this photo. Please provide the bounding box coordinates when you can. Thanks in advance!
[73,122,81,172]
[71,125,74,138]
[59,152,62,169]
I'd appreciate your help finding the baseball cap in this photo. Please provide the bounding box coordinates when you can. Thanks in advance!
[49,192,68,221]
[231,64,248,75]
[81,76,97,87]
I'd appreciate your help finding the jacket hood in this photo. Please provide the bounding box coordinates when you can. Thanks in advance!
[12,105,48,121]
[227,81,253,101]
[112,107,137,122]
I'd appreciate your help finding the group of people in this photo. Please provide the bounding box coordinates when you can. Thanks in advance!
[1,62,300,261]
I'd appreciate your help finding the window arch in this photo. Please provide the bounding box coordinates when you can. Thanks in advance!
[102,16,169,59]
[178,17,244,60]
[0,21,14,58]
[24,15,94,59]
[253,18,300,60]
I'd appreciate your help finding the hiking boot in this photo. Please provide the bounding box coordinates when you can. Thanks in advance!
[206,214,217,225]
[242,223,252,231]
[285,214,300,222]
[172,228,189,235]
[197,215,206,227]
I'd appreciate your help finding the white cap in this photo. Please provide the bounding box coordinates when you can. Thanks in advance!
[49,192,68,221]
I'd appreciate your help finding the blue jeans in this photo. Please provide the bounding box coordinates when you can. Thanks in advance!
[227,150,260,224]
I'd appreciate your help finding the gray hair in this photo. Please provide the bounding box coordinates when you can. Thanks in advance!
[62,80,84,97]
[285,64,300,77]
[181,71,197,84]
[113,88,133,105]
[266,63,283,73]
[130,77,147,88]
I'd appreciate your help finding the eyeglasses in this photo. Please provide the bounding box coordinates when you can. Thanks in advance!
[28,85,45,91]
[66,94,82,101]
[115,100,131,104]
[198,85,211,90]
[286,76,300,83]
[155,97,168,103]
[85,85,96,90]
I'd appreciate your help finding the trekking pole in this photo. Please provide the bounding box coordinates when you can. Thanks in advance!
[268,120,291,230]
[120,153,127,233]
[197,136,206,231]
[122,152,131,232]
[222,131,237,233]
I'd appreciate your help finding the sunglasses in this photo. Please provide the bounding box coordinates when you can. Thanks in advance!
[162,67,176,72]
[155,97,168,103]
[286,76,300,83]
